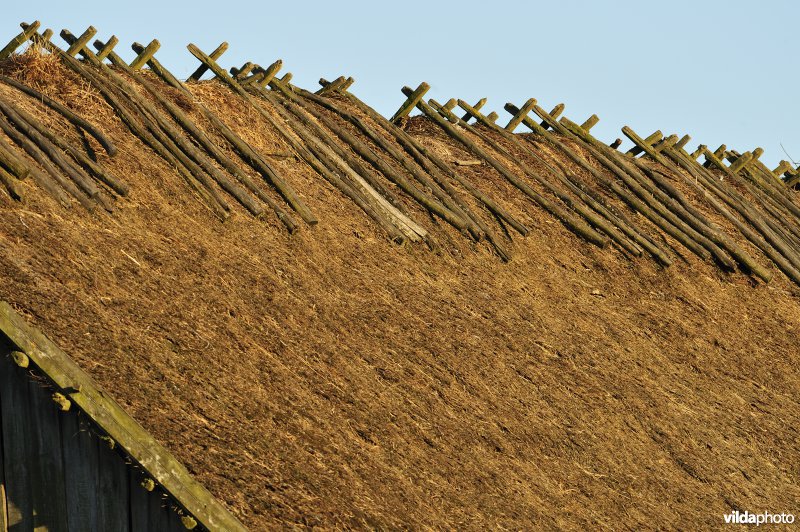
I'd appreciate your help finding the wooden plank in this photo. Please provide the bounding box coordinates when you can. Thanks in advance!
[0,354,6,532]
[0,352,33,530]
[0,303,247,532]
[129,470,151,530]
[186,41,228,82]
[25,373,70,530]
[61,413,101,530]
[95,432,131,530]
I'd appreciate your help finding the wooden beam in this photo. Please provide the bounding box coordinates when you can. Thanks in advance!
[609,138,623,150]
[240,65,264,85]
[729,151,755,175]
[703,144,727,168]
[653,134,679,154]
[230,61,254,80]
[390,82,429,123]
[702,147,735,177]
[773,160,793,177]
[186,41,228,82]
[689,144,707,160]
[129,39,161,71]
[317,76,346,95]
[0,302,247,532]
[0,21,40,60]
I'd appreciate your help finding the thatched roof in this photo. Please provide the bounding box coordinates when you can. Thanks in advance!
[1,22,799,529]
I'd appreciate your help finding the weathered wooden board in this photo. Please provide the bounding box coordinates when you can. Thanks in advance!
[0,303,245,531]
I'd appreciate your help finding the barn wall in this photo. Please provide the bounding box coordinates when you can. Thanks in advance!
[0,336,187,532]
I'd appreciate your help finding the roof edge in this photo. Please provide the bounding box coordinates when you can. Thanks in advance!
[0,301,248,532]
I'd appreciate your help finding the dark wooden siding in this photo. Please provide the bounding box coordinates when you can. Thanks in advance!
[0,337,187,532]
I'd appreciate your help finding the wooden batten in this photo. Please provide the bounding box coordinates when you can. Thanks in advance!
[0,302,247,532]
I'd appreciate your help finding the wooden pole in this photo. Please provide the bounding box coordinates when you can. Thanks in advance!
[0,20,40,60]
[186,42,228,82]
[184,43,321,224]
[403,89,608,247]
[0,73,117,156]
[318,79,528,252]
[129,39,161,71]
[63,27,97,57]
[390,82,429,123]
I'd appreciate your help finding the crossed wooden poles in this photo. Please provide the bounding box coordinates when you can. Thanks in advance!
[385,81,800,286]
[2,20,800,285]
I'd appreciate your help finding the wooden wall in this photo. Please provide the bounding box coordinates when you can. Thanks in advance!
[0,335,188,531]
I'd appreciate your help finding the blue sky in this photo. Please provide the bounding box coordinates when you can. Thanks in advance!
[4,1,798,167]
